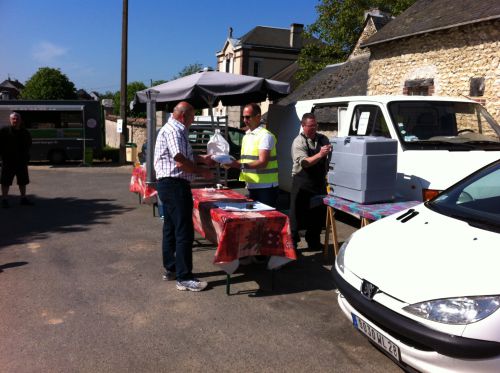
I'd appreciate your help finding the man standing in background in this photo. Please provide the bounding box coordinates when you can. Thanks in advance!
[0,112,33,208]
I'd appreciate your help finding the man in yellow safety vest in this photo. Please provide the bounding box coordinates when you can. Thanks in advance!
[227,103,279,207]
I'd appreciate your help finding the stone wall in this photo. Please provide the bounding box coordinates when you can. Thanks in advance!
[351,17,378,58]
[130,122,147,152]
[105,116,148,151]
[367,20,500,122]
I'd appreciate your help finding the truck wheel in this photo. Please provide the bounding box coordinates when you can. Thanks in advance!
[49,150,66,164]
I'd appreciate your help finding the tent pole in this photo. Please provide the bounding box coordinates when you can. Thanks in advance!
[146,89,159,184]
[208,104,215,128]
[208,103,222,185]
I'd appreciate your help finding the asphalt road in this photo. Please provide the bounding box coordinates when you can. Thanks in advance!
[0,165,403,373]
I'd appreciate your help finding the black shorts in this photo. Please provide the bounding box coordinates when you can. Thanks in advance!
[1,162,30,186]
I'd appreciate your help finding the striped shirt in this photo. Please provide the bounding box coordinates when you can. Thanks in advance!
[154,116,194,182]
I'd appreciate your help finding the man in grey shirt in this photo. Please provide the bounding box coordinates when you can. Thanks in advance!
[290,113,332,253]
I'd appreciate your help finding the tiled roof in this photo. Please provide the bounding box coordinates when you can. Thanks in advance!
[269,62,300,90]
[76,89,91,100]
[0,79,24,90]
[239,26,297,49]
[371,14,392,30]
[362,0,500,47]
[275,13,387,106]
[218,25,310,56]
[278,54,370,105]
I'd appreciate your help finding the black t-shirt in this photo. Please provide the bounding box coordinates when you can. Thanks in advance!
[0,126,32,164]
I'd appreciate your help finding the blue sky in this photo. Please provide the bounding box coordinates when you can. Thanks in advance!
[0,0,320,93]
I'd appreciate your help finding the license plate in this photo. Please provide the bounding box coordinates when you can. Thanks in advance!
[352,313,400,361]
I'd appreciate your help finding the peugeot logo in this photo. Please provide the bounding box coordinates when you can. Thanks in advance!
[361,280,379,300]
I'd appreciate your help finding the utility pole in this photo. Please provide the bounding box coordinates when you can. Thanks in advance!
[119,0,128,164]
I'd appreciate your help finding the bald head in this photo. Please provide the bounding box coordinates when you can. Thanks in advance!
[172,101,195,127]
[9,111,21,128]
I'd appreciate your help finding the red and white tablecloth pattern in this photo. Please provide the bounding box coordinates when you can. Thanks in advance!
[323,195,420,221]
[129,165,157,203]
[192,189,296,270]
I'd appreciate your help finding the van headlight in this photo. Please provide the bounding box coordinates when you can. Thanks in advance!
[336,235,352,274]
[403,296,500,324]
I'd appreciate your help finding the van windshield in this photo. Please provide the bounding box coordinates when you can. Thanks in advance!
[388,101,500,150]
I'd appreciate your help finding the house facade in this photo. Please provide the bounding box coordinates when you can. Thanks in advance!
[0,78,24,99]
[363,0,500,121]
[216,24,303,78]
[209,24,305,127]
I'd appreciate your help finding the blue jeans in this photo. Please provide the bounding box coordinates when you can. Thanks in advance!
[248,186,279,208]
[156,177,194,281]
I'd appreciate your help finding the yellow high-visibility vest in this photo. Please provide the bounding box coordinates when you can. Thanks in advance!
[239,127,278,184]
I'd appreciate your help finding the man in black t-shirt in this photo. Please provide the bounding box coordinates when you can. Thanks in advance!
[0,112,33,208]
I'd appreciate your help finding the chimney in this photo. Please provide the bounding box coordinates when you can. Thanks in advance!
[228,26,233,38]
[364,8,392,21]
[289,23,303,49]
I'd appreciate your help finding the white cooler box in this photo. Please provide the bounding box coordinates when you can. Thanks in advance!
[328,136,397,203]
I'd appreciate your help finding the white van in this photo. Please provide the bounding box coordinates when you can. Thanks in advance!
[267,95,500,201]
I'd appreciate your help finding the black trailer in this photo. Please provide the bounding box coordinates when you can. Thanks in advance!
[0,100,102,163]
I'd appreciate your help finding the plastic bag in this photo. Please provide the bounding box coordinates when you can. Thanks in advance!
[206,129,230,155]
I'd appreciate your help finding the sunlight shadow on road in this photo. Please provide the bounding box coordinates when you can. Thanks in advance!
[0,196,132,249]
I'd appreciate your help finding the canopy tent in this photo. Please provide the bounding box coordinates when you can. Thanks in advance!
[132,70,290,184]
[131,70,290,112]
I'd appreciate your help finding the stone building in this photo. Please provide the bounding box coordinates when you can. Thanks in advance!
[279,0,500,124]
[362,0,500,121]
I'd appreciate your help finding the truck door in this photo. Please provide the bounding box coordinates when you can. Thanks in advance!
[267,104,301,193]
[349,105,391,138]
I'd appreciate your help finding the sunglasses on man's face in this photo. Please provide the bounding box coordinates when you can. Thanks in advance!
[242,115,255,120]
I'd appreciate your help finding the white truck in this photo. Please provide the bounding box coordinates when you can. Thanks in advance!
[267,95,500,201]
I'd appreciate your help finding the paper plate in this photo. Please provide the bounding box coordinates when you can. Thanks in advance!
[211,154,234,164]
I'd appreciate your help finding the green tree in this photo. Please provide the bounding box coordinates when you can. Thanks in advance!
[112,81,147,117]
[21,67,77,99]
[151,79,167,87]
[99,90,115,99]
[172,63,205,79]
[297,0,416,84]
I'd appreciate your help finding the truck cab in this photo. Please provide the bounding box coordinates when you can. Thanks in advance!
[268,96,500,201]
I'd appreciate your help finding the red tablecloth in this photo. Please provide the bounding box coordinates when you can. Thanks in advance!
[192,189,296,268]
[129,165,157,203]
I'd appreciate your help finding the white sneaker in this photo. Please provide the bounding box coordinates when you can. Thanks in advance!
[176,279,208,292]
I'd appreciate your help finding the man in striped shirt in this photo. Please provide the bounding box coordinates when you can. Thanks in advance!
[154,101,214,292]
